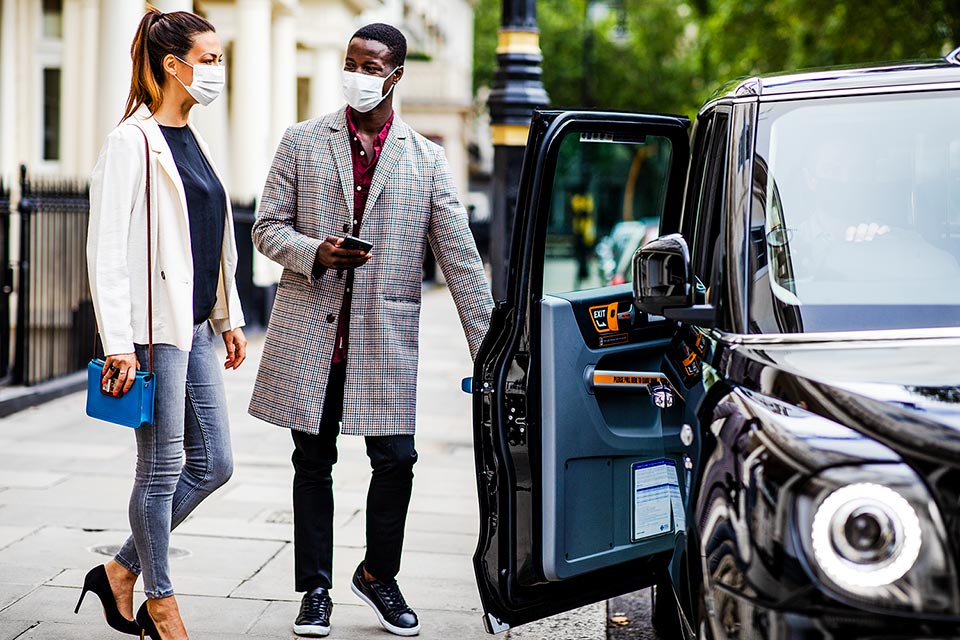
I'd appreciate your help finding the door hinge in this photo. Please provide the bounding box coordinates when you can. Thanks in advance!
[505,393,527,446]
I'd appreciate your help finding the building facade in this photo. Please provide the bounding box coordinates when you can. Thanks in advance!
[0,0,476,199]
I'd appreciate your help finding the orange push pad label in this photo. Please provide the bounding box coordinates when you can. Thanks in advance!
[589,303,619,333]
[593,373,660,386]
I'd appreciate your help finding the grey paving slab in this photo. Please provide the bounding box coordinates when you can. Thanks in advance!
[0,441,128,460]
[0,585,90,626]
[11,621,281,640]
[506,602,607,640]
[0,527,124,571]
[249,600,491,640]
[172,497,270,521]
[0,562,63,586]
[168,592,273,635]
[0,504,131,530]
[337,513,475,556]
[0,620,37,640]
[407,490,481,518]
[405,510,479,537]
[0,287,607,640]
[226,542,296,601]
[0,526,38,551]
[0,472,68,490]
[0,474,134,511]
[0,583,38,612]
[174,516,293,542]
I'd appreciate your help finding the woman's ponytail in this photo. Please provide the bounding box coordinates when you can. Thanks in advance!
[120,6,216,123]
[121,7,164,122]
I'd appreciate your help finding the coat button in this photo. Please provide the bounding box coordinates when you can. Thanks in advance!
[160,271,166,280]
[326,313,336,323]
[343,223,350,233]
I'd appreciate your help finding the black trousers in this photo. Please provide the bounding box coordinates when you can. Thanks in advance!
[292,361,418,592]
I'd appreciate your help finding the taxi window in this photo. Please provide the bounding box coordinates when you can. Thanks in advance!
[542,132,673,295]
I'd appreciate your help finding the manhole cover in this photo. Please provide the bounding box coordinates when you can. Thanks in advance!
[92,544,191,560]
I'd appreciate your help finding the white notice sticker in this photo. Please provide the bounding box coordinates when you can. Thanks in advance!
[632,459,685,541]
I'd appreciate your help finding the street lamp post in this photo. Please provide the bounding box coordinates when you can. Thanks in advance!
[488,0,549,301]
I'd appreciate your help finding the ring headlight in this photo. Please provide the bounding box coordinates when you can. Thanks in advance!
[810,483,921,589]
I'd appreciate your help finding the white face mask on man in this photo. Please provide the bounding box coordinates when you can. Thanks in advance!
[171,57,225,107]
[341,66,400,113]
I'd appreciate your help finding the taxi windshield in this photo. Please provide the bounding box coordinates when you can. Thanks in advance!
[749,90,960,333]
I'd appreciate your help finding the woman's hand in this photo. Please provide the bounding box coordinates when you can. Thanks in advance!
[222,328,247,369]
[102,353,140,397]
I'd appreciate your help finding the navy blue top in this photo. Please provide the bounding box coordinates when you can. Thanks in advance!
[159,124,226,325]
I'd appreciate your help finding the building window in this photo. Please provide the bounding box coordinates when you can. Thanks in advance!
[42,0,62,39]
[43,67,61,161]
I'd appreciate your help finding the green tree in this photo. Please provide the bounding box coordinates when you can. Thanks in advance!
[474,0,698,115]
[474,0,960,119]
[695,0,960,90]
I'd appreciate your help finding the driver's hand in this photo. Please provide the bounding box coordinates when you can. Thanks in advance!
[845,222,890,243]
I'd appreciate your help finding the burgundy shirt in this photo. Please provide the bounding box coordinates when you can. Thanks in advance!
[331,107,395,364]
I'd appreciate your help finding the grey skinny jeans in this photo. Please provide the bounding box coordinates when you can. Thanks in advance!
[114,321,233,598]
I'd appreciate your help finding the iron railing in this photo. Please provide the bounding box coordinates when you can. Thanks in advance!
[232,199,273,328]
[0,179,12,379]
[13,166,95,386]
[0,178,272,387]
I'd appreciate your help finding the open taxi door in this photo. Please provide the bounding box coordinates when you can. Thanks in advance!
[470,110,694,632]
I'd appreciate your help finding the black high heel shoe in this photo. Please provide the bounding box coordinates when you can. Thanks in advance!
[135,601,160,640]
[74,564,140,635]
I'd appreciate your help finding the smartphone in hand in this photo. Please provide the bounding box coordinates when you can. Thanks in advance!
[340,235,373,253]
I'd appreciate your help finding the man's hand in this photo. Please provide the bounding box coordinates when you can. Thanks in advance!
[316,236,373,270]
[222,328,247,370]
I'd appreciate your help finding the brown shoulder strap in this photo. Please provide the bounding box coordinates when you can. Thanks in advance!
[131,125,154,375]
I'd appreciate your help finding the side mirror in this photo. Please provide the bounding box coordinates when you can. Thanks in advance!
[633,233,716,325]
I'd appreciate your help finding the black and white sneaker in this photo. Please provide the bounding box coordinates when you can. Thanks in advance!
[351,563,420,636]
[293,587,333,637]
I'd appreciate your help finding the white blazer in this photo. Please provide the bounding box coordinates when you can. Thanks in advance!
[87,105,245,356]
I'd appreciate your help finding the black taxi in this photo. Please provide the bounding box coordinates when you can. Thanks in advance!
[470,50,960,638]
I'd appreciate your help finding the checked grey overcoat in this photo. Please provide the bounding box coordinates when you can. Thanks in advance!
[248,107,493,436]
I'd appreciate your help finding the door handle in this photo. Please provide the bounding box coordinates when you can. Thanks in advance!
[585,367,681,407]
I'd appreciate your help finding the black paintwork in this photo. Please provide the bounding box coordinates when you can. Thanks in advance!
[472,55,960,638]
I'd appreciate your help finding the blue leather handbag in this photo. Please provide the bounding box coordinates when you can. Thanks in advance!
[85,124,156,429]
[85,359,155,428]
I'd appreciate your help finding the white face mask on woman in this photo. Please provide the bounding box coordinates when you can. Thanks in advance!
[341,66,399,113]
[171,57,225,106]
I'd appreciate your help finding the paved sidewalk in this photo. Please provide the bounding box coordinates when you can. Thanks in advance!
[0,285,606,640]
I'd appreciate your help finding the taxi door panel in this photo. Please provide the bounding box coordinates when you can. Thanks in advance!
[472,110,691,632]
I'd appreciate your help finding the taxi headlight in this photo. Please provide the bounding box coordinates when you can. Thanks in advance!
[811,483,921,589]
[795,464,959,614]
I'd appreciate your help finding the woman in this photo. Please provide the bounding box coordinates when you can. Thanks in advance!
[77,8,245,639]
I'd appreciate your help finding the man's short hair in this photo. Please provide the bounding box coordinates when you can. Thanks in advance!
[351,23,407,69]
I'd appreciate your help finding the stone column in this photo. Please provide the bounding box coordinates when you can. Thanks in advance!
[230,0,272,200]
[0,0,17,179]
[311,43,343,119]
[96,0,144,147]
[150,0,193,12]
[78,0,100,172]
[271,4,298,146]
[60,0,84,176]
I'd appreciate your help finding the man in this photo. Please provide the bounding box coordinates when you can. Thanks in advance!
[249,23,493,638]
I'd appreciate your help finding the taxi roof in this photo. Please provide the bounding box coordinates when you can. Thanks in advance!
[711,54,960,103]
